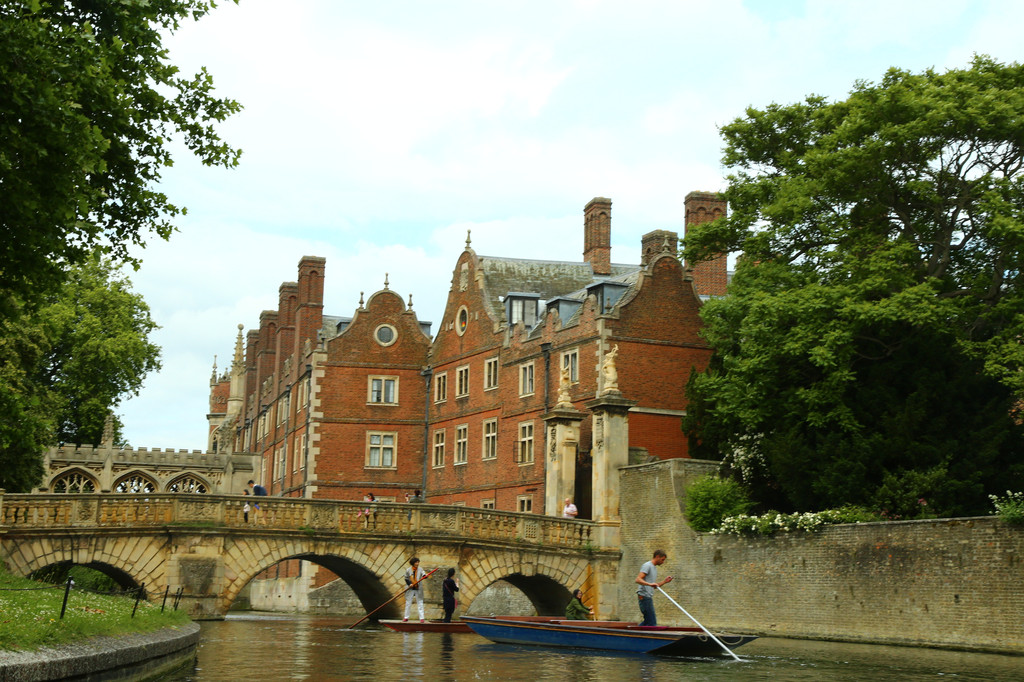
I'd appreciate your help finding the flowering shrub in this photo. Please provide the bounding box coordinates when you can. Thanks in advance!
[712,506,882,536]
[989,491,1024,525]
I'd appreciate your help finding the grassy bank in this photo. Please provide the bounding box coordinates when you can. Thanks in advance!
[0,565,191,652]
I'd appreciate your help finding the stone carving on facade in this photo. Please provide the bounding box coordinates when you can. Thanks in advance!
[600,344,619,395]
[549,426,558,461]
[557,366,573,408]
[179,500,218,521]
[594,415,604,451]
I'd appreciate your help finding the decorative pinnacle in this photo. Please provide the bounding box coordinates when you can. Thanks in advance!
[359,291,365,307]
[233,324,244,370]
[466,230,472,249]
[408,293,414,309]
[384,273,389,290]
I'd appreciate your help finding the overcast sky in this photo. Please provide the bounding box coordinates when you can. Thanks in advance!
[118,0,1024,451]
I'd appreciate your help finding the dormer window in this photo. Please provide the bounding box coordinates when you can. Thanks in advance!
[586,281,630,315]
[505,292,541,328]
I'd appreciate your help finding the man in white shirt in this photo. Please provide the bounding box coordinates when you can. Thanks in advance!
[562,497,578,519]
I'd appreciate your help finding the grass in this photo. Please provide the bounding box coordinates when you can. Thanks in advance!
[0,565,192,652]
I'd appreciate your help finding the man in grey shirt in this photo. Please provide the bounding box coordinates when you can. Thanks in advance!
[635,549,673,626]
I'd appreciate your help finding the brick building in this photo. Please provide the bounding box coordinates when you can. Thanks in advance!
[209,191,728,517]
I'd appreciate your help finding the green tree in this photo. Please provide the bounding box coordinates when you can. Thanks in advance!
[683,56,1024,517]
[0,0,238,490]
[0,0,241,311]
[42,254,162,446]
[0,255,160,491]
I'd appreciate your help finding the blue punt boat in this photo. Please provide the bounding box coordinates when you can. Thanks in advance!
[461,616,757,657]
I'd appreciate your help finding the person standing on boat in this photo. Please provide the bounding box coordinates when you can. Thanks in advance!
[441,568,459,622]
[635,550,672,626]
[403,557,427,622]
[564,588,593,620]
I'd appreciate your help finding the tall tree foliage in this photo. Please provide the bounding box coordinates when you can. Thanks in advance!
[0,0,241,310]
[0,0,238,490]
[683,56,1024,517]
[0,256,161,492]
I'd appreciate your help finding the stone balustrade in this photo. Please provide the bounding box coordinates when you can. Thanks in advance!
[0,493,595,550]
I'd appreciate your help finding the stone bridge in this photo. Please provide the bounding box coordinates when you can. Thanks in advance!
[0,493,621,620]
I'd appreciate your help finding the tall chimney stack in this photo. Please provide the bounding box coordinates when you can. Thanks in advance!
[583,197,612,276]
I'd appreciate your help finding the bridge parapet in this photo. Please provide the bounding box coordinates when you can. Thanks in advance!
[0,494,597,550]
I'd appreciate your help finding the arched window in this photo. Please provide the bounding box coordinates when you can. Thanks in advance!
[167,475,209,494]
[113,473,157,494]
[51,471,97,493]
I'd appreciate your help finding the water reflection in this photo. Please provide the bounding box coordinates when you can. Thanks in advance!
[172,613,1021,681]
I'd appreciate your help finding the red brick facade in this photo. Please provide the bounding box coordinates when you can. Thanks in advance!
[210,194,729,518]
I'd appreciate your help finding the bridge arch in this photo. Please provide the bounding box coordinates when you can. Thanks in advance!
[219,541,401,617]
[2,534,165,596]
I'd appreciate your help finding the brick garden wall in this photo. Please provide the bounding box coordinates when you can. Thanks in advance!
[619,458,1024,654]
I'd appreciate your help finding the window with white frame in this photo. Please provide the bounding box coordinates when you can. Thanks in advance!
[517,421,534,464]
[517,495,533,513]
[484,357,499,390]
[276,445,286,480]
[561,348,579,383]
[481,499,496,510]
[433,429,446,468]
[482,418,497,460]
[297,433,306,470]
[519,362,534,397]
[368,375,398,404]
[366,432,396,468]
[456,365,470,398]
[435,372,448,403]
[455,424,468,464]
[278,395,289,424]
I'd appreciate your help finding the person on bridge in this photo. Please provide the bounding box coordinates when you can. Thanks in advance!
[565,588,593,620]
[403,557,427,622]
[248,480,267,523]
[441,568,459,622]
[635,549,672,626]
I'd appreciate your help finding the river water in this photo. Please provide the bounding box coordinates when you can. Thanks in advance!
[166,613,1021,681]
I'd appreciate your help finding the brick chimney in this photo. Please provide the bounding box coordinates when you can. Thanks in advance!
[583,197,612,276]
[684,191,728,297]
[640,230,678,267]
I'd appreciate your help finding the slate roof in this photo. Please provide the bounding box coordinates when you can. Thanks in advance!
[475,253,642,330]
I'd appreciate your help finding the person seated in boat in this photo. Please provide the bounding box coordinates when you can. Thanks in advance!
[564,588,593,620]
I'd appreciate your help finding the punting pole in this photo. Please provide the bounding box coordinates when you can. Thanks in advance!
[656,586,742,661]
[348,567,440,629]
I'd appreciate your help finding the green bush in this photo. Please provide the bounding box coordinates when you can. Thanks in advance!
[685,476,753,532]
[990,491,1024,525]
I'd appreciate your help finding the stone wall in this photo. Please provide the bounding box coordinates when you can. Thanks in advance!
[619,458,1024,654]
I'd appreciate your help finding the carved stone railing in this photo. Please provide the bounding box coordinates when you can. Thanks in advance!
[0,494,595,550]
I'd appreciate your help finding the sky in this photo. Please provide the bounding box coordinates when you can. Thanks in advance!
[118,0,1024,450]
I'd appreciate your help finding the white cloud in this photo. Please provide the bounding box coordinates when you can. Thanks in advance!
[117,0,1024,449]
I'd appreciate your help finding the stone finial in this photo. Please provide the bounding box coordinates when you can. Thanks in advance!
[232,325,244,372]
[557,366,573,408]
[600,344,620,395]
[359,291,365,308]
[466,229,472,249]
[384,273,390,290]
[408,293,414,310]
[101,412,114,447]
[210,355,218,383]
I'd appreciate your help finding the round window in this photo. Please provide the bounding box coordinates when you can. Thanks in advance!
[456,306,469,336]
[375,324,397,347]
